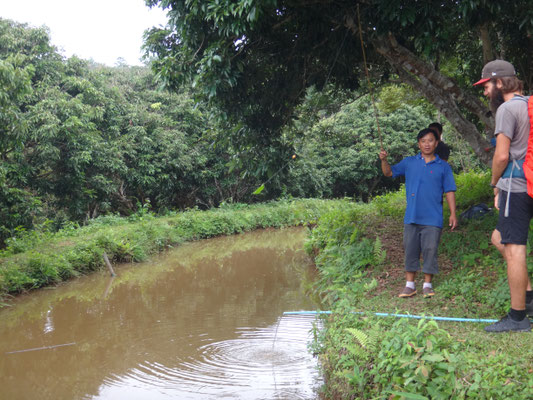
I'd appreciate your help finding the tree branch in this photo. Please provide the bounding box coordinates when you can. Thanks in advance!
[373,34,494,164]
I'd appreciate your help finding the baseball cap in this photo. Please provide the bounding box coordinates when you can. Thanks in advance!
[473,60,516,86]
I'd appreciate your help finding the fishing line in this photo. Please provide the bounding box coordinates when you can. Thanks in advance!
[324,29,349,87]
[5,342,76,354]
[356,4,383,150]
[282,310,516,324]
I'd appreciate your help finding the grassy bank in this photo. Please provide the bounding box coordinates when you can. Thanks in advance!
[307,171,533,399]
[0,199,351,303]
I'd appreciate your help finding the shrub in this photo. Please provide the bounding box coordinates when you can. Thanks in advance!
[454,170,492,210]
[372,319,465,399]
[309,170,533,400]
[0,199,348,299]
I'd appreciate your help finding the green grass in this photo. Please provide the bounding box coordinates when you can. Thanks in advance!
[307,170,533,399]
[0,198,352,302]
[3,170,532,398]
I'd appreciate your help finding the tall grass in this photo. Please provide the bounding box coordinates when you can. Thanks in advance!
[0,199,352,301]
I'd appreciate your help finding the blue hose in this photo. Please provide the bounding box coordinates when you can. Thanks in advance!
[282,310,500,323]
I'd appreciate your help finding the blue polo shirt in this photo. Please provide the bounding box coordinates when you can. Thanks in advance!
[391,153,456,228]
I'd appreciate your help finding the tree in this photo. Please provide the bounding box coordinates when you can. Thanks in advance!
[285,89,430,199]
[0,20,47,244]
[144,0,533,166]
[0,55,41,245]
[0,18,260,241]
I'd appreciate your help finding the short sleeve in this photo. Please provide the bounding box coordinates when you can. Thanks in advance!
[442,163,456,193]
[495,105,517,140]
[391,158,407,178]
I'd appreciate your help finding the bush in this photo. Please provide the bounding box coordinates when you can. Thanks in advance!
[372,319,464,399]
[454,170,492,210]
[0,199,348,300]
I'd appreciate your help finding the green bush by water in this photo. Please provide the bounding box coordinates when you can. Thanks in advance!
[0,199,348,300]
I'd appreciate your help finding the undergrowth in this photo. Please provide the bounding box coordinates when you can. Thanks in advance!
[308,170,533,399]
[0,198,353,301]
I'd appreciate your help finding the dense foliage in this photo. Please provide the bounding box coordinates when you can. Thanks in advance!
[288,96,425,199]
[1,18,477,246]
[0,19,261,245]
[145,0,533,164]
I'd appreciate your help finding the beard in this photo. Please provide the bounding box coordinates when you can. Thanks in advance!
[490,87,505,114]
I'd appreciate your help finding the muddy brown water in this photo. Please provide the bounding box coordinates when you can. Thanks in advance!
[0,227,322,399]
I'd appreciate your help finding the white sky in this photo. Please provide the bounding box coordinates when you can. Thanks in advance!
[0,0,169,66]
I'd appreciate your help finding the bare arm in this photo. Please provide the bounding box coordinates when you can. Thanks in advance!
[491,133,510,209]
[491,134,510,186]
[445,191,457,230]
[379,150,393,177]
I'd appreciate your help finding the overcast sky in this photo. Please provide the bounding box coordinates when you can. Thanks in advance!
[0,0,169,66]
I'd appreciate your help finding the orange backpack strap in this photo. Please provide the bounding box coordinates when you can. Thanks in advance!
[523,96,533,198]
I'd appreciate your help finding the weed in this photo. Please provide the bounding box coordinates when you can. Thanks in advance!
[0,199,351,300]
[308,171,533,399]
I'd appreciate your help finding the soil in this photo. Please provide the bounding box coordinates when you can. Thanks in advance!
[364,217,463,314]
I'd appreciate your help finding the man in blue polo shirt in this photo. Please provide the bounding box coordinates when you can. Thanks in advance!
[379,128,457,298]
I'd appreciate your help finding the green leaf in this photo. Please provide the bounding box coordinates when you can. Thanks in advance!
[252,184,265,195]
[422,354,445,362]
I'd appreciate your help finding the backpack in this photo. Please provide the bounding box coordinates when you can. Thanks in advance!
[499,96,533,216]
[460,203,491,220]
[520,96,533,198]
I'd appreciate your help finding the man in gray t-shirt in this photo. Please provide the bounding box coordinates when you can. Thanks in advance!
[494,96,530,193]
[474,59,532,333]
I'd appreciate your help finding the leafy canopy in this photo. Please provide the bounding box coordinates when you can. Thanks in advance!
[145,0,533,164]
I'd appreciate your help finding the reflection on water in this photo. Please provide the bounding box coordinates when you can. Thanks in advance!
[0,227,321,399]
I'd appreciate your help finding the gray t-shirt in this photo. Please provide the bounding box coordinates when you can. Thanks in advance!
[495,95,530,193]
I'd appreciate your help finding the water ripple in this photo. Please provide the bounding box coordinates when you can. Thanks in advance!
[97,315,321,399]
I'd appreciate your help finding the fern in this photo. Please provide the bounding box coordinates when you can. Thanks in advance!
[346,327,380,352]
[349,226,359,244]
[344,327,380,363]
[373,236,387,265]
[346,328,370,348]
[344,344,368,361]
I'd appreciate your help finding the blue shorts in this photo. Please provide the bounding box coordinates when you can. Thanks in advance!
[403,224,442,275]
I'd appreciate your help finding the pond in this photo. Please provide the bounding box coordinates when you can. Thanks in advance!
[0,227,322,399]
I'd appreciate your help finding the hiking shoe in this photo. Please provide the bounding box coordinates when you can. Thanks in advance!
[484,314,531,333]
[526,299,533,317]
[423,287,435,298]
[399,287,416,298]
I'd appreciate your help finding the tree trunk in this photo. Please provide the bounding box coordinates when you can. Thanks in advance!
[373,34,494,165]
[479,23,494,64]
